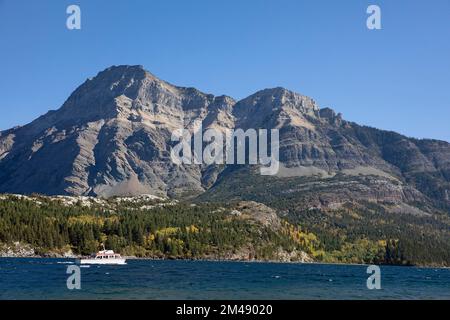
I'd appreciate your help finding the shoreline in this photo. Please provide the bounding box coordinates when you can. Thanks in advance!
[1,255,449,269]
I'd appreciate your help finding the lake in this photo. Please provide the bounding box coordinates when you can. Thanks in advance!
[0,258,449,299]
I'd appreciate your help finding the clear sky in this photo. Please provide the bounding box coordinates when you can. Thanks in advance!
[1,0,449,141]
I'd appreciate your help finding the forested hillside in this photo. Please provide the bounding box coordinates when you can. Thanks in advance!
[1,195,449,266]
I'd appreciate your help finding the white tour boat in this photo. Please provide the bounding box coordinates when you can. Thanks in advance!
[79,246,126,265]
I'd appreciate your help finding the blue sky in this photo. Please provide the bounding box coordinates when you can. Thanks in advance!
[1,0,449,141]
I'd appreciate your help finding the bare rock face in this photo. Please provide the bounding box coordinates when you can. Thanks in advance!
[0,242,36,258]
[1,65,450,213]
[235,201,282,229]
[0,65,235,197]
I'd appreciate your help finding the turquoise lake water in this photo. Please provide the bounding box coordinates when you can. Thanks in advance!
[0,258,449,299]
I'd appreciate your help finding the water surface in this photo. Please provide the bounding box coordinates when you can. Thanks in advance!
[0,258,449,299]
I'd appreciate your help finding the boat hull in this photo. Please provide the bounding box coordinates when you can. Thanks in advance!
[79,258,127,265]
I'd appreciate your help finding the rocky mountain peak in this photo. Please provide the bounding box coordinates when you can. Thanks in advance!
[2,64,450,208]
[234,87,319,116]
[231,87,320,129]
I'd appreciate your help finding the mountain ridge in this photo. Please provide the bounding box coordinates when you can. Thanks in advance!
[1,65,450,216]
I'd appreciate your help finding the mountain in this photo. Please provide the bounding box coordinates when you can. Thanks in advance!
[1,65,450,209]
[0,65,235,197]
[1,65,450,266]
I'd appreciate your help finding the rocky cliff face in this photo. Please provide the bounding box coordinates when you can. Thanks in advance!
[1,65,450,213]
[0,65,235,197]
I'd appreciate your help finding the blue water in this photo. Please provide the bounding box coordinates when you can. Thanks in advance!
[0,258,449,299]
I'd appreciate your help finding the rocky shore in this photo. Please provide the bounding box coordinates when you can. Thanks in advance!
[0,242,77,258]
[0,242,36,258]
[0,241,313,263]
